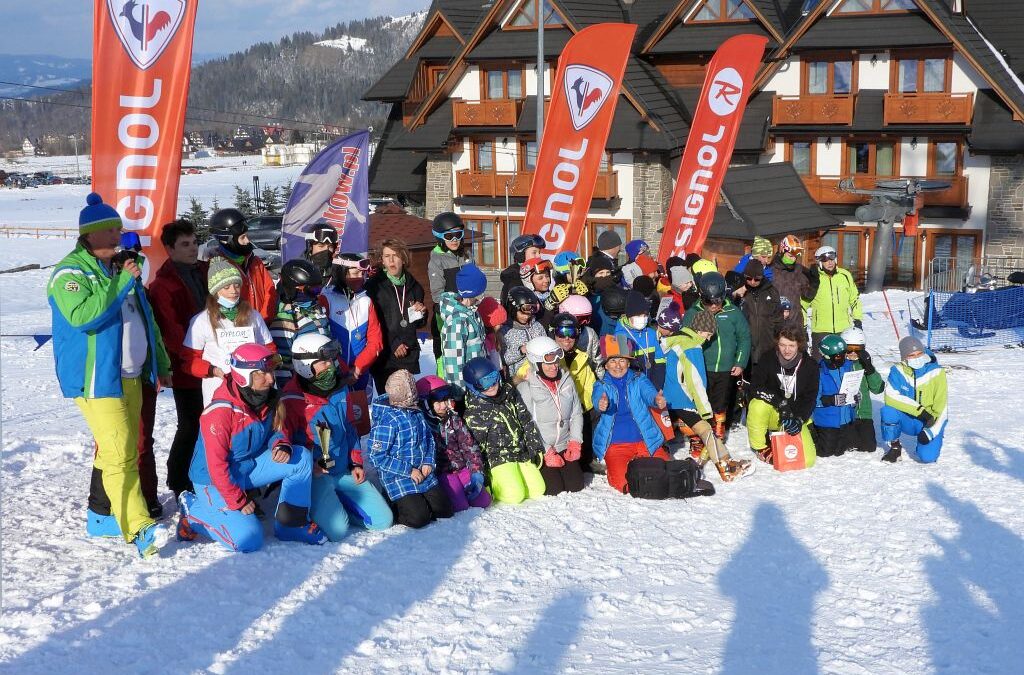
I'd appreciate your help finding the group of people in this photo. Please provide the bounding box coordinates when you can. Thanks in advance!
[49,194,949,558]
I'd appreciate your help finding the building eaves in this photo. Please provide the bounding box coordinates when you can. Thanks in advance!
[628,0,680,48]
[555,0,626,28]
[968,89,1024,155]
[796,12,948,50]
[363,58,420,101]
[715,162,840,238]
[623,59,690,149]
[964,0,1024,78]
[466,27,573,59]
[647,21,778,55]
[436,0,490,40]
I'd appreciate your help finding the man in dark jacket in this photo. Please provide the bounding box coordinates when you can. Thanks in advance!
[735,259,783,367]
[583,229,623,286]
[147,219,208,497]
[769,246,816,333]
[365,239,428,391]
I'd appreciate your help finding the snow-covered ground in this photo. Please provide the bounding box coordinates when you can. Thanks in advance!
[316,36,370,52]
[1,236,1023,673]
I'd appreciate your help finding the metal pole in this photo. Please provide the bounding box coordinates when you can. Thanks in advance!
[536,6,544,143]
[866,219,894,293]
[71,135,80,178]
[505,179,511,225]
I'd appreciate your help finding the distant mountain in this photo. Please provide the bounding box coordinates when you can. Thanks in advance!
[0,54,91,98]
[0,12,425,152]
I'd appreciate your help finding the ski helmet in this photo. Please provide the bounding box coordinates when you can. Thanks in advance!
[552,251,584,276]
[278,259,323,303]
[229,343,280,387]
[415,375,452,403]
[290,333,340,380]
[509,233,545,264]
[549,312,580,339]
[506,285,540,314]
[815,245,837,263]
[780,235,803,255]
[819,334,847,357]
[462,356,502,396]
[306,223,338,246]
[656,301,684,332]
[840,327,866,348]
[600,285,627,318]
[431,212,465,245]
[209,208,248,247]
[559,294,592,322]
[525,336,563,368]
[698,271,728,305]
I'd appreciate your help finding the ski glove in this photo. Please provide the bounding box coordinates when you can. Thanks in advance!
[465,472,485,500]
[753,389,780,408]
[544,447,566,468]
[782,415,803,436]
[858,350,876,375]
[820,393,847,407]
[853,319,863,329]
[564,440,582,463]
[917,430,931,445]
[917,409,936,427]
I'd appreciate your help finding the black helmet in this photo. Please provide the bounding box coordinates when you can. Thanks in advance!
[600,285,627,318]
[209,208,248,245]
[698,271,727,305]
[549,312,579,339]
[506,285,540,314]
[306,223,338,247]
[510,234,545,264]
[278,259,324,303]
[432,211,464,235]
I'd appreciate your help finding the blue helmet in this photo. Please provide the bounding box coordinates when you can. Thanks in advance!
[462,357,501,396]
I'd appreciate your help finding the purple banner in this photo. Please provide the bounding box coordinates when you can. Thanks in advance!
[282,129,370,262]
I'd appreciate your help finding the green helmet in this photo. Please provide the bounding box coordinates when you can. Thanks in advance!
[819,334,847,357]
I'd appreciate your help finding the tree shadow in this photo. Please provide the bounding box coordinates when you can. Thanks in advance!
[718,502,829,675]
[961,431,1024,483]
[501,590,589,675]
[923,483,1024,673]
[1,547,321,674]
[222,509,481,673]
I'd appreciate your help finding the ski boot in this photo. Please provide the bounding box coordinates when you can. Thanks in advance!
[881,440,902,463]
[689,434,705,460]
[713,412,728,441]
[176,491,206,542]
[274,521,328,545]
[134,523,170,559]
[754,446,773,464]
[86,508,122,538]
[716,458,754,482]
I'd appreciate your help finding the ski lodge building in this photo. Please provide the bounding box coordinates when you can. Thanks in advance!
[365,0,1024,288]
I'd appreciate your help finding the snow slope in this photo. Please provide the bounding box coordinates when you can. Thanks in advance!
[1,244,1022,674]
[316,36,370,52]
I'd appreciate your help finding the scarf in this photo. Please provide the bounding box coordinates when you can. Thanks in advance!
[385,271,406,286]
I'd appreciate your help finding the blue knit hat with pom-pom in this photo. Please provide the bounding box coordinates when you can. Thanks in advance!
[79,192,122,234]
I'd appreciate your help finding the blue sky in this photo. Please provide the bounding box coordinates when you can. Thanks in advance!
[3,0,431,59]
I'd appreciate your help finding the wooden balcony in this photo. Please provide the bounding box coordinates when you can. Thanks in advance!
[800,174,969,208]
[883,92,974,125]
[456,170,618,199]
[452,99,523,127]
[772,94,855,125]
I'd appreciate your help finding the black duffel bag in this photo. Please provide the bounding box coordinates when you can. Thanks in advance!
[625,457,670,499]
[665,458,715,498]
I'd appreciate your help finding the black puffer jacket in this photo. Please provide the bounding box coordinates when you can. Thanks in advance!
[499,264,524,306]
[769,254,816,331]
[739,280,783,364]
[749,347,818,424]
[364,272,427,374]
[464,383,545,469]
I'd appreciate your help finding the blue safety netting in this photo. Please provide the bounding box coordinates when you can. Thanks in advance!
[909,287,1024,351]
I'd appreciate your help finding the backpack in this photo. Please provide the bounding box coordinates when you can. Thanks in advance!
[625,457,715,499]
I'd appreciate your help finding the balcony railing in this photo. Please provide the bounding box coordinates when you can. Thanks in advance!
[883,92,974,125]
[456,169,618,199]
[772,94,856,125]
[452,99,524,127]
[800,174,969,208]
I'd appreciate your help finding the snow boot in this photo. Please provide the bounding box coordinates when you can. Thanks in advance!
[274,521,328,545]
[134,523,169,559]
[86,508,121,538]
[176,491,206,541]
[881,440,902,463]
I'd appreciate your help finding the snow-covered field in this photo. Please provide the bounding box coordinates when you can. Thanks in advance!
[2,239,1023,672]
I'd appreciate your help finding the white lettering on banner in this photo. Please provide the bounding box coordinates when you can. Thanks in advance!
[115,79,162,232]
[319,147,361,237]
[668,124,728,258]
[538,138,590,255]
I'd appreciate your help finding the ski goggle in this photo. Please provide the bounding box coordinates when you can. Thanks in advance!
[817,251,838,262]
[292,340,341,363]
[433,228,464,242]
[521,260,553,275]
[553,325,579,339]
[538,348,565,363]
[309,227,339,245]
[229,352,282,372]
[297,284,323,297]
[513,301,539,314]
[426,385,453,404]
[335,257,372,271]
[845,344,864,353]
[475,369,501,391]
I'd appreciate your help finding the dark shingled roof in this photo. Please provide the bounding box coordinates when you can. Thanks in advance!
[629,0,679,48]
[369,108,428,196]
[968,89,1024,154]
[647,21,777,54]
[413,35,461,59]
[675,89,772,154]
[363,58,419,101]
[749,0,786,37]
[467,27,572,59]
[965,0,1024,78]
[798,12,948,49]
[370,204,435,249]
[606,98,675,151]
[556,0,626,28]
[388,100,455,150]
[436,0,489,41]
[713,162,840,238]
[623,59,690,149]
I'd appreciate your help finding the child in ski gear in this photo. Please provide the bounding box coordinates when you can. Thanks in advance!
[660,304,753,482]
[321,253,382,392]
[669,265,700,311]
[183,257,275,406]
[517,337,586,496]
[592,282,625,337]
[584,229,623,287]
[428,212,471,359]
[592,335,671,493]
[880,336,948,463]
[368,370,453,528]
[205,208,278,322]
[303,223,339,281]
[682,271,752,440]
[620,239,653,288]
[559,294,603,376]
[498,286,546,378]
[733,236,775,282]
[746,327,819,466]
[281,334,394,541]
[180,343,327,552]
[807,245,863,360]
[550,312,599,470]
[439,263,488,390]
[50,192,171,557]
[462,357,548,504]
[811,334,859,457]
[477,296,507,372]
[840,327,885,452]
[520,257,553,304]
[270,259,330,387]
[500,233,545,305]
[417,376,491,512]
[614,290,667,388]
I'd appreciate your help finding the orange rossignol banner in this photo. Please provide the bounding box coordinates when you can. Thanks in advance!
[92,0,198,278]
[521,23,636,258]
[658,34,768,261]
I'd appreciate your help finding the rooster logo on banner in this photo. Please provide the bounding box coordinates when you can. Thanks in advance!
[109,0,187,70]
[563,65,614,132]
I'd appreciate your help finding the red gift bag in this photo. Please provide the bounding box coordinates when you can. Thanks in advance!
[770,431,806,472]
[347,390,370,437]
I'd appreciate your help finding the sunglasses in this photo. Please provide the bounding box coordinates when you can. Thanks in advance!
[292,340,341,363]
[745,276,763,282]
[539,348,565,363]
[230,352,283,372]
[818,251,837,262]
[845,345,864,353]
[297,284,323,296]
[553,326,579,339]
[477,370,501,391]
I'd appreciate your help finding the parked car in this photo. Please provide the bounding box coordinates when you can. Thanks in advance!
[245,214,283,250]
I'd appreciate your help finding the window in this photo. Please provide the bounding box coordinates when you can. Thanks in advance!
[893,52,950,93]
[930,141,959,176]
[584,220,631,256]
[508,0,563,28]
[847,141,897,176]
[820,229,866,279]
[884,231,918,288]
[431,67,447,86]
[803,56,855,95]
[689,0,756,22]
[519,140,537,171]
[465,218,498,267]
[483,67,524,99]
[835,0,916,14]
[787,140,816,175]
[473,140,495,172]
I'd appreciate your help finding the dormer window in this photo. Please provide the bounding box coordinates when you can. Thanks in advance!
[688,0,756,23]
[507,0,565,28]
[834,0,916,14]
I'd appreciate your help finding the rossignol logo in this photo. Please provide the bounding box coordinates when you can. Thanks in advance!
[109,0,187,70]
[564,65,613,131]
[707,67,744,116]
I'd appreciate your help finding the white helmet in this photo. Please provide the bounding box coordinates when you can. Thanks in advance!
[525,336,563,368]
[290,333,340,379]
[841,326,866,347]
[814,245,837,264]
